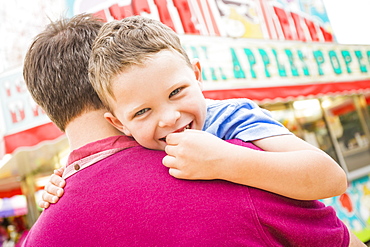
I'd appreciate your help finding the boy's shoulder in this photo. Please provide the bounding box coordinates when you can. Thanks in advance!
[205,98,258,110]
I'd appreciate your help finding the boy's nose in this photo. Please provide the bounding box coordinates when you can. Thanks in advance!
[158,110,181,128]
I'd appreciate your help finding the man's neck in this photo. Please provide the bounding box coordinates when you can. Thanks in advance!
[65,110,122,150]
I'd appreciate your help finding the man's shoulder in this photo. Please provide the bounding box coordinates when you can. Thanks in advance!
[226,139,263,151]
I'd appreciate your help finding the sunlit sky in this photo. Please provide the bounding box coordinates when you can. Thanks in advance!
[323,0,370,44]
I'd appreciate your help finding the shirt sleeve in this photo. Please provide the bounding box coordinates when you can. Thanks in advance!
[227,139,349,247]
[203,98,292,141]
[248,186,350,247]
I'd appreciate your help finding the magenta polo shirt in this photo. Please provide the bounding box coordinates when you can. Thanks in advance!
[23,136,349,246]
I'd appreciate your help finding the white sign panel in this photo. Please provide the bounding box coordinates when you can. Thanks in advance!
[0,69,51,136]
[179,35,370,90]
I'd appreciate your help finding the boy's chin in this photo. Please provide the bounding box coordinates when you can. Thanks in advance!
[142,142,166,151]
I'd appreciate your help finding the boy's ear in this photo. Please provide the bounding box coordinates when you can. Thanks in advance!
[191,58,202,82]
[104,112,132,136]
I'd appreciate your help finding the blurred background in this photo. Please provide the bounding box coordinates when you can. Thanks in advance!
[0,0,370,245]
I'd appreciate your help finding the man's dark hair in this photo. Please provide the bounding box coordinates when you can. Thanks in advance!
[23,13,104,131]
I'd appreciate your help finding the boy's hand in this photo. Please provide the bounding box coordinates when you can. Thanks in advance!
[162,129,229,180]
[38,167,66,209]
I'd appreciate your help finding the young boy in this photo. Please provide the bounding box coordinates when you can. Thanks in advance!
[41,15,346,206]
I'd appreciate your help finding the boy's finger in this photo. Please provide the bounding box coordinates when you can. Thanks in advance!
[45,182,64,197]
[165,132,182,145]
[42,191,60,204]
[162,155,177,168]
[38,200,50,209]
[53,167,65,176]
[168,168,182,178]
[164,144,177,156]
[50,174,66,188]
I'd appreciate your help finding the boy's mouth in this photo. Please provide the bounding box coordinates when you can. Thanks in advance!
[159,123,192,142]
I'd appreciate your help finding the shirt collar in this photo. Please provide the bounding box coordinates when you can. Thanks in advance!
[67,135,140,166]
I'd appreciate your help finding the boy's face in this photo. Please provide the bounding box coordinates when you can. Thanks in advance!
[105,50,207,150]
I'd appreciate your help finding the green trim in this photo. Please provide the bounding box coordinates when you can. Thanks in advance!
[353,228,370,242]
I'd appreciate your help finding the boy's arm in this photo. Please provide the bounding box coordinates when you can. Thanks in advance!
[38,167,65,209]
[163,130,347,200]
[197,98,347,200]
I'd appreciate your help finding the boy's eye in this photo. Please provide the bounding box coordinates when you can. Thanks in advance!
[169,87,183,98]
[134,108,150,117]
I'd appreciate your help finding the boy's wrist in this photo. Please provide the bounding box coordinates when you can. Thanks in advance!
[217,143,257,185]
[213,142,244,181]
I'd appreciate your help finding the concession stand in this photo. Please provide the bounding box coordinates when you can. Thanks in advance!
[0,68,68,226]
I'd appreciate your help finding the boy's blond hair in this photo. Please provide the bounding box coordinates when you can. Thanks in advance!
[88,16,192,111]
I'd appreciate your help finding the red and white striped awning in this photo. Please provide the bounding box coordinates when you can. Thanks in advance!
[203,80,370,104]
[3,122,64,155]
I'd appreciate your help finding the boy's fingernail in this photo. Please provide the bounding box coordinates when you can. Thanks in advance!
[59,182,64,187]
[57,189,63,197]
[52,196,58,203]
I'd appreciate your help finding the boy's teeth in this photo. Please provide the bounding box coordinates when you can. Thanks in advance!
[160,125,191,141]
[181,125,190,132]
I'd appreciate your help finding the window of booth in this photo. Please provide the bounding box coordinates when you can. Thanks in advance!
[322,95,370,178]
[262,103,302,138]
[263,95,370,179]
[292,99,339,163]
[365,93,370,131]
[262,100,339,163]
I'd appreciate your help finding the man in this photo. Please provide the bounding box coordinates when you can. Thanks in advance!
[22,13,363,246]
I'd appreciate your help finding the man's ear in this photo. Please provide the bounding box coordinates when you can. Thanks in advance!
[104,112,131,136]
[191,58,203,83]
